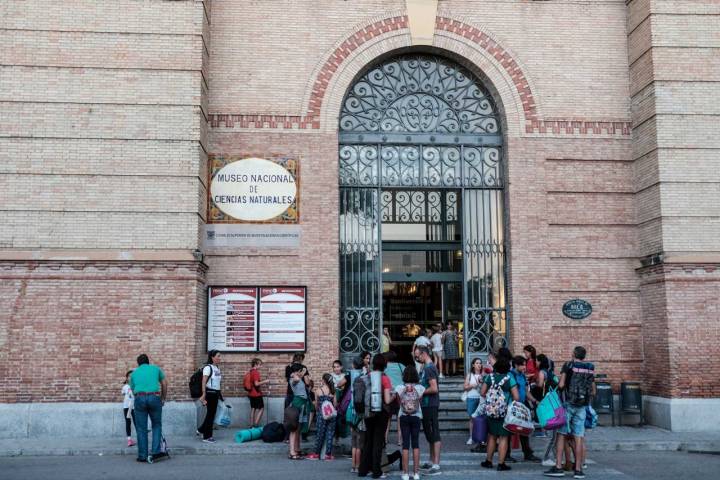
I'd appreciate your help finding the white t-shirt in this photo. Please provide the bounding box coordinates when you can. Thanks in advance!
[431,333,443,352]
[122,384,134,409]
[465,372,483,399]
[394,384,426,418]
[203,364,222,391]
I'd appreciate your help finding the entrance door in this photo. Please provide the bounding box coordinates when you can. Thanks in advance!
[338,53,508,366]
[383,281,462,366]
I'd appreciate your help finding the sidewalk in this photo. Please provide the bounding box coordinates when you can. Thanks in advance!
[1,426,719,457]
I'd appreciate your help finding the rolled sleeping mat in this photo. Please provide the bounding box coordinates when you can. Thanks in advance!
[235,426,263,443]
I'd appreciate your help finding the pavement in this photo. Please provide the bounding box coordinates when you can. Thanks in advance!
[1,426,719,457]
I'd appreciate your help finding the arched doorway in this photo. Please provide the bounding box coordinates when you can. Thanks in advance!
[338,54,507,367]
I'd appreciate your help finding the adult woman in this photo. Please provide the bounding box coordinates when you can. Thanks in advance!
[358,354,396,479]
[442,323,460,376]
[286,363,311,460]
[198,350,222,443]
[463,357,485,445]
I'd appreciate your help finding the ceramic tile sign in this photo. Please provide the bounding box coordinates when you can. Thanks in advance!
[209,157,298,223]
[207,287,258,352]
[258,287,306,352]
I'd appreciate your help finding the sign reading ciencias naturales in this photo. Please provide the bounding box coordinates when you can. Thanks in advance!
[209,157,299,223]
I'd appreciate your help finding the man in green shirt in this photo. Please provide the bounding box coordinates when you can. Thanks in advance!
[129,353,168,463]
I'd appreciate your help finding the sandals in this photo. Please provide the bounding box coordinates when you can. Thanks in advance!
[288,453,304,460]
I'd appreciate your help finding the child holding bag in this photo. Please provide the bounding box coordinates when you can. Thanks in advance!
[306,373,337,461]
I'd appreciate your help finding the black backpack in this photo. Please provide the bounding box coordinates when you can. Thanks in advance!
[565,361,595,406]
[261,422,286,443]
[188,365,212,399]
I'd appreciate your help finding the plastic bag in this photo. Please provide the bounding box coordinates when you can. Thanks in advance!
[214,401,232,427]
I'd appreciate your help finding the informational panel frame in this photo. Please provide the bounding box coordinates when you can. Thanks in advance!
[206,286,307,353]
[207,286,258,352]
[258,286,307,352]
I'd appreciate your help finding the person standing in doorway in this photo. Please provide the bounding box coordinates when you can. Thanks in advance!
[381,327,392,353]
[198,350,222,443]
[129,353,168,463]
[442,322,459,377]
[430,325,445,379]
[416,345,442,476]
[248,358,269,427]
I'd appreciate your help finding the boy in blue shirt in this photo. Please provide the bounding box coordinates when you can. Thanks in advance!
[510,356,540,463]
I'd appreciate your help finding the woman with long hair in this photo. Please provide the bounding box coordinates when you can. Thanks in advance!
[198,350,222,443]
[463,357,485,445]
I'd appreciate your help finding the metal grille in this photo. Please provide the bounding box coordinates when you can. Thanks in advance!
[339,54,507,359]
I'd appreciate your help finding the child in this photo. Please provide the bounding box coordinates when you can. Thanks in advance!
[395,365,425,480]
[480,357,520,472]
[248,358,269,427]
[122,370,136,447]
[306,373,337,461]
[510,356,540,462]
[523,345,538,384]
[331,359,347,392]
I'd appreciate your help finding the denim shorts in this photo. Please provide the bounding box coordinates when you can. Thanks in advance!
[466,397,481,416]
[559,404,587,437]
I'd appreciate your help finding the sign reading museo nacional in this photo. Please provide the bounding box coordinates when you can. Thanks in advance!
[204,156,300,248]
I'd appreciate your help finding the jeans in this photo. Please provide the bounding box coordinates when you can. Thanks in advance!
[199,390,219,439]
[134,394,163,460]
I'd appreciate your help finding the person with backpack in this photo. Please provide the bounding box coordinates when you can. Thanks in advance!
[358,354,396,479]
[534,354,556,444]
[479,356,519,472]
[416,345,442,476]
[394,365,425,480]
[129,353,168,463]
[544,346,595,479]
[347,357,365,474]
[286,363,311,460]
[245,358,269,428]
[306,373,338,460]
[464,357,485,446]
[509,356,540,462]
[197,350,223,443]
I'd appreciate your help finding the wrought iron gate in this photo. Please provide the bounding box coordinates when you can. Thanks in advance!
[339,54,508,362]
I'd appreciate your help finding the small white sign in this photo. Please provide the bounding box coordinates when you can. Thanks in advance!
[210,157,297,221]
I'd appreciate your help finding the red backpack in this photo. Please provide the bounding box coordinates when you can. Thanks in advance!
[243,371,254,392]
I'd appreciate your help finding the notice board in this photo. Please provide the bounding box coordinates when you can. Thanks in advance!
[207,286,306,352]
[207,287,258,352]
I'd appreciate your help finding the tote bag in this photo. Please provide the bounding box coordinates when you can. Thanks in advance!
[537,389,566,430]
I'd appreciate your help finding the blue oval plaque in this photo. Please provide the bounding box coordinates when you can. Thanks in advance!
[562,299,592,320]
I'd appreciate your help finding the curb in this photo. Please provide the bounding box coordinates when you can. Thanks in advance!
[2,441,720,457]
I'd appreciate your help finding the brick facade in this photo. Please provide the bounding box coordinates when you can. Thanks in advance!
[1,0,719,418]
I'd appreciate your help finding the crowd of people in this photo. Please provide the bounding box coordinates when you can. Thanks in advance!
[121,337,596,479]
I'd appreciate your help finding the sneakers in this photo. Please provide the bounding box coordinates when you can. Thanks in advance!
[323,454,334,461]
[573,471,585,479]
[424,465,441,476]
[401,475,410,480]
[542,459,557,467]
[481,460,493,469]
[127,438,136,447]
[413,474,420,480]
[305,453,320,460]
[420,463,433,470]
[466,437,474,445]
[505,455,517,463]
[195,430,201,437]
[439,374,445,379]
[497,463,512,471]
[350,467,358,473]
[202,437,216,443]
[544,466,565,477]
[152,452,169,462]
[525,454,542,463]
